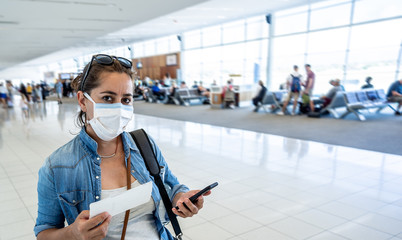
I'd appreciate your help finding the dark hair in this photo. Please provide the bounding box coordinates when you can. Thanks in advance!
[71,58,134,127]
[366,76,372,82]
[293,65,298,70]
[305,64,311,68]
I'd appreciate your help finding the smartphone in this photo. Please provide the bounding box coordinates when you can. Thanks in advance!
[175,182,218,210]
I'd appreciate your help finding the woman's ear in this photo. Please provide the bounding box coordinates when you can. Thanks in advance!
[77,91,87,112]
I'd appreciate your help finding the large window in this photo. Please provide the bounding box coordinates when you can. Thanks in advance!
[183,49,202,82]
[183,30,201,49]
[202,25,221,47]
[271,34,307,90]
[306,28,349,92]
[222,20,245,44]
[275,6,308,36]
[182,16,270,86]
[246,16,268,40]
[310,2,351,30]
[348,19,402,90]
[201,46,222,84]
[354,0,402,23]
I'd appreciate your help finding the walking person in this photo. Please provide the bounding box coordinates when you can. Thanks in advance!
[55,79,63,104]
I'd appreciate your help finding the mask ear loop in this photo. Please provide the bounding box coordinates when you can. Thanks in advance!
[83,92,97,122]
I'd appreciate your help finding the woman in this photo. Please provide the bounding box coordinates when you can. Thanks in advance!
[35,54,209,240]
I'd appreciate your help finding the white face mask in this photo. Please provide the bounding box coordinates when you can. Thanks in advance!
[84,92,133,141]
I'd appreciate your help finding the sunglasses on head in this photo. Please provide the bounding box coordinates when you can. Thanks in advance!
[80,54,132,91]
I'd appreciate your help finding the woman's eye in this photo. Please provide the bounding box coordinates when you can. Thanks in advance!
[122,98,132,104]
[102,96,113,102]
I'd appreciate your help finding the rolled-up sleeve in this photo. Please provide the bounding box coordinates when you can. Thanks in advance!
[34,159,65,236]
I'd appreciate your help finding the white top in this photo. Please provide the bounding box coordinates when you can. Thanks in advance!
[101,181,160,240]
[0,85,7,94]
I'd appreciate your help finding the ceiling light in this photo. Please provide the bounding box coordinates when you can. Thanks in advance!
[68,18,128,23]
[0,21,19,25]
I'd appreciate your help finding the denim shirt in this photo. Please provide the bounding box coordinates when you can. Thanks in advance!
[34,128,189,239]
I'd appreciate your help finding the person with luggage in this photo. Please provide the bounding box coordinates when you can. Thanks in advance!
[277,65,303,115]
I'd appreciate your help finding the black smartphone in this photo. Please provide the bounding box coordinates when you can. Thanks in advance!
[175,182,218,210]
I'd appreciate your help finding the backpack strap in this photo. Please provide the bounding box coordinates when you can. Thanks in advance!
[129,129,183,240]
[121,154,132,240]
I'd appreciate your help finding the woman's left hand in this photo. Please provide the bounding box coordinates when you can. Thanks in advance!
[172,190,211,218]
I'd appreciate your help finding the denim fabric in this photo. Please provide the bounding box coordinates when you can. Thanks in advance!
[34,128,189,239]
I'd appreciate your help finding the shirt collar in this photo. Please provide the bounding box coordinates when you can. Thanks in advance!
[121,131,139,153]
[79,127,98,154]
[79,127,139,156]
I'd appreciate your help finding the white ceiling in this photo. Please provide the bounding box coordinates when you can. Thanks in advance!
[0,0,322,79]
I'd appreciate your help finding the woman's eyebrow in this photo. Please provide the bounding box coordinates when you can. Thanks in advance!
[100,91,117,95]
[99,91,133,97]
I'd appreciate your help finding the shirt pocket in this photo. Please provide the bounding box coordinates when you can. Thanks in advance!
[58,191,87,224]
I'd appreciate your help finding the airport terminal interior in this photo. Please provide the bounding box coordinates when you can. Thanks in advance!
[1,0,402,239]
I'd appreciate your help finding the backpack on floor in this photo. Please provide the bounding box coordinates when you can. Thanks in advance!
[308,111,321,118]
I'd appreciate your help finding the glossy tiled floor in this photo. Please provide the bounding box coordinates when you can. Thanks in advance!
[1,99,402,240]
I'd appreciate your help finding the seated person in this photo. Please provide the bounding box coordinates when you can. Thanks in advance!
[144,76,153,87]
[180,81,188,89]
[192,81,199,89]
[197,81,210,98]
[222,79,235,109]
[252,80,267,112]
[321,79,343,108]
[162,73,171,87]
[361,76,374,89]
[387,79,402,115]
[165,81,180,104]
[151,81,166,101]
[134,80,149,101]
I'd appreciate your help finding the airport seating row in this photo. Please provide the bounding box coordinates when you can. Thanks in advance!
[260,89,395,121]
[176,89,206,106]
[341,89,395,121]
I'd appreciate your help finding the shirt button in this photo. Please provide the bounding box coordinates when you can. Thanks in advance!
[131,170,135,173]
[96,196,99,200]
[72,200,76,203]
[96,157,100,160]
[96,176,99,179]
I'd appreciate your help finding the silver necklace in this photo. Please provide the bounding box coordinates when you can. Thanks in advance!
[99,152,116,158]
[99,141,118,158]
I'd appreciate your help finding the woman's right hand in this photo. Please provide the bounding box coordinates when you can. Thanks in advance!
[69,210,112,240]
